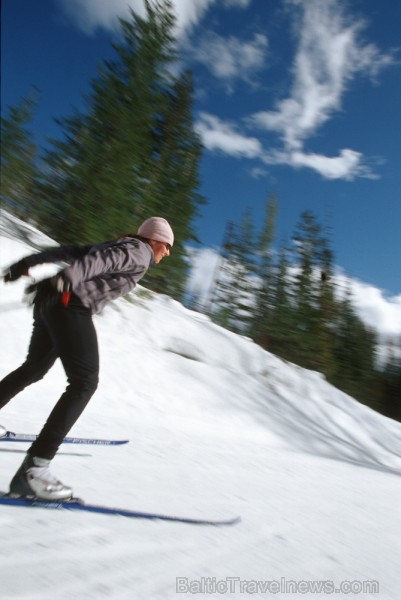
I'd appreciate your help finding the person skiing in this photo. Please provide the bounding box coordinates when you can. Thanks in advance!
[0,216,174,501]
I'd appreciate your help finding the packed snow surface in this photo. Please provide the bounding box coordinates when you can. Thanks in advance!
[1,211,400,600]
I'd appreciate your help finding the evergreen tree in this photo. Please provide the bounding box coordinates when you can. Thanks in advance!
[235,208,258,333]
[38,0,203,299]
[138,70,204,297]
[378,338,401,421]
[0,91,38,218]
[251,194,277,347]
[315,233,337,378]
[330,286,378,404]
[212,211,257,333]
[267,243,300,361]
[291,211,331,371]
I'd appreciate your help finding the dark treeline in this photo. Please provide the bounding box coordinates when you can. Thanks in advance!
[203,197,401,422]
[1,2,399,421]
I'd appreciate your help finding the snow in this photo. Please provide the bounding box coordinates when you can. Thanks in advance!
[1,210,401,600]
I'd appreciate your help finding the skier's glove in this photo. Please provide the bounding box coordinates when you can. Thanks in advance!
[3,258,30,282]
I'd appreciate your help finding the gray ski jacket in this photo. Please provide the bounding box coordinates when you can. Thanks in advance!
[21,236,155,314]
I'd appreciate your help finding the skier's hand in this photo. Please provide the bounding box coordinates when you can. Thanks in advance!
[25,275,70,307]
[3,258,30,282]
[25,275,58,297]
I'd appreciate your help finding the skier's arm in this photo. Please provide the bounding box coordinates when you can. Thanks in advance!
[3,244,93,282]
[62,242,152,288]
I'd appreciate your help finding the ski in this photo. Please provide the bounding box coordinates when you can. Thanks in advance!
[0,448,91,457]
[0,430,129,446]
[0,493,240,526]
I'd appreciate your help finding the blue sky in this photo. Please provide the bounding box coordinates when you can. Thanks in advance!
[2,0,401,303]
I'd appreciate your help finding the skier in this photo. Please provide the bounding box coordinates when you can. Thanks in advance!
[0,217,174,501]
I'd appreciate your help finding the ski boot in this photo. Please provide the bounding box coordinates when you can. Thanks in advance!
[9,454,73,501]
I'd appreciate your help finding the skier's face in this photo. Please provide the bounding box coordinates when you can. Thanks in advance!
[150,240,171,263]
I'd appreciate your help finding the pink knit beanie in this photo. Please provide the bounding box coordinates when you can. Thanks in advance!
[137,217,174,246]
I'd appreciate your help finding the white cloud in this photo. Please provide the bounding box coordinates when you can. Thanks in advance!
[249,166,270,180]
[277,148,377,181]
[336,273,401,338]
[195,112,263,158]
[191,0,396,181]
[195,115,378,181]
[191,32,268,86]
[56,0,239,36]
[247,0,395,179]
[57,0,145,34]
[171,0,218,36]
[58,0,265,81]
[223,0,252,7]
[162,0,252,35]
[57,0,397,181]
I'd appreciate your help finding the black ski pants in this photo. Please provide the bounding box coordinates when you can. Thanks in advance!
[0,300,99,459]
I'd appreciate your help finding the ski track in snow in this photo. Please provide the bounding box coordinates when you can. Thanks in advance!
[1,211,401,600]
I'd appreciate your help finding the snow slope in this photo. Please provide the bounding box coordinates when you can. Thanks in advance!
[1,210,401,600]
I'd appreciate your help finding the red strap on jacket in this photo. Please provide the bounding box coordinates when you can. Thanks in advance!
[61,291,71,307]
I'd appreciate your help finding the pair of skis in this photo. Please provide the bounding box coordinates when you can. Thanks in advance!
[0,429,240,526]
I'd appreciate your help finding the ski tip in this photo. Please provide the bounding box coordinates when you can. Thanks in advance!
[215,515,241,526]
[186,514,241,526]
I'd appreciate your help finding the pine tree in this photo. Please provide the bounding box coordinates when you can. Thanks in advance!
[330,286,378,404]
[0,91,38,218]
[291,211,331,370]
[315,233,337,378]
[212,211,257,334]
[377,337,401,421]
[38,1,203,299]
[267,243,299,361]
[138,70,204,297]
[251,194,277,347]
[235,208,258,334]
